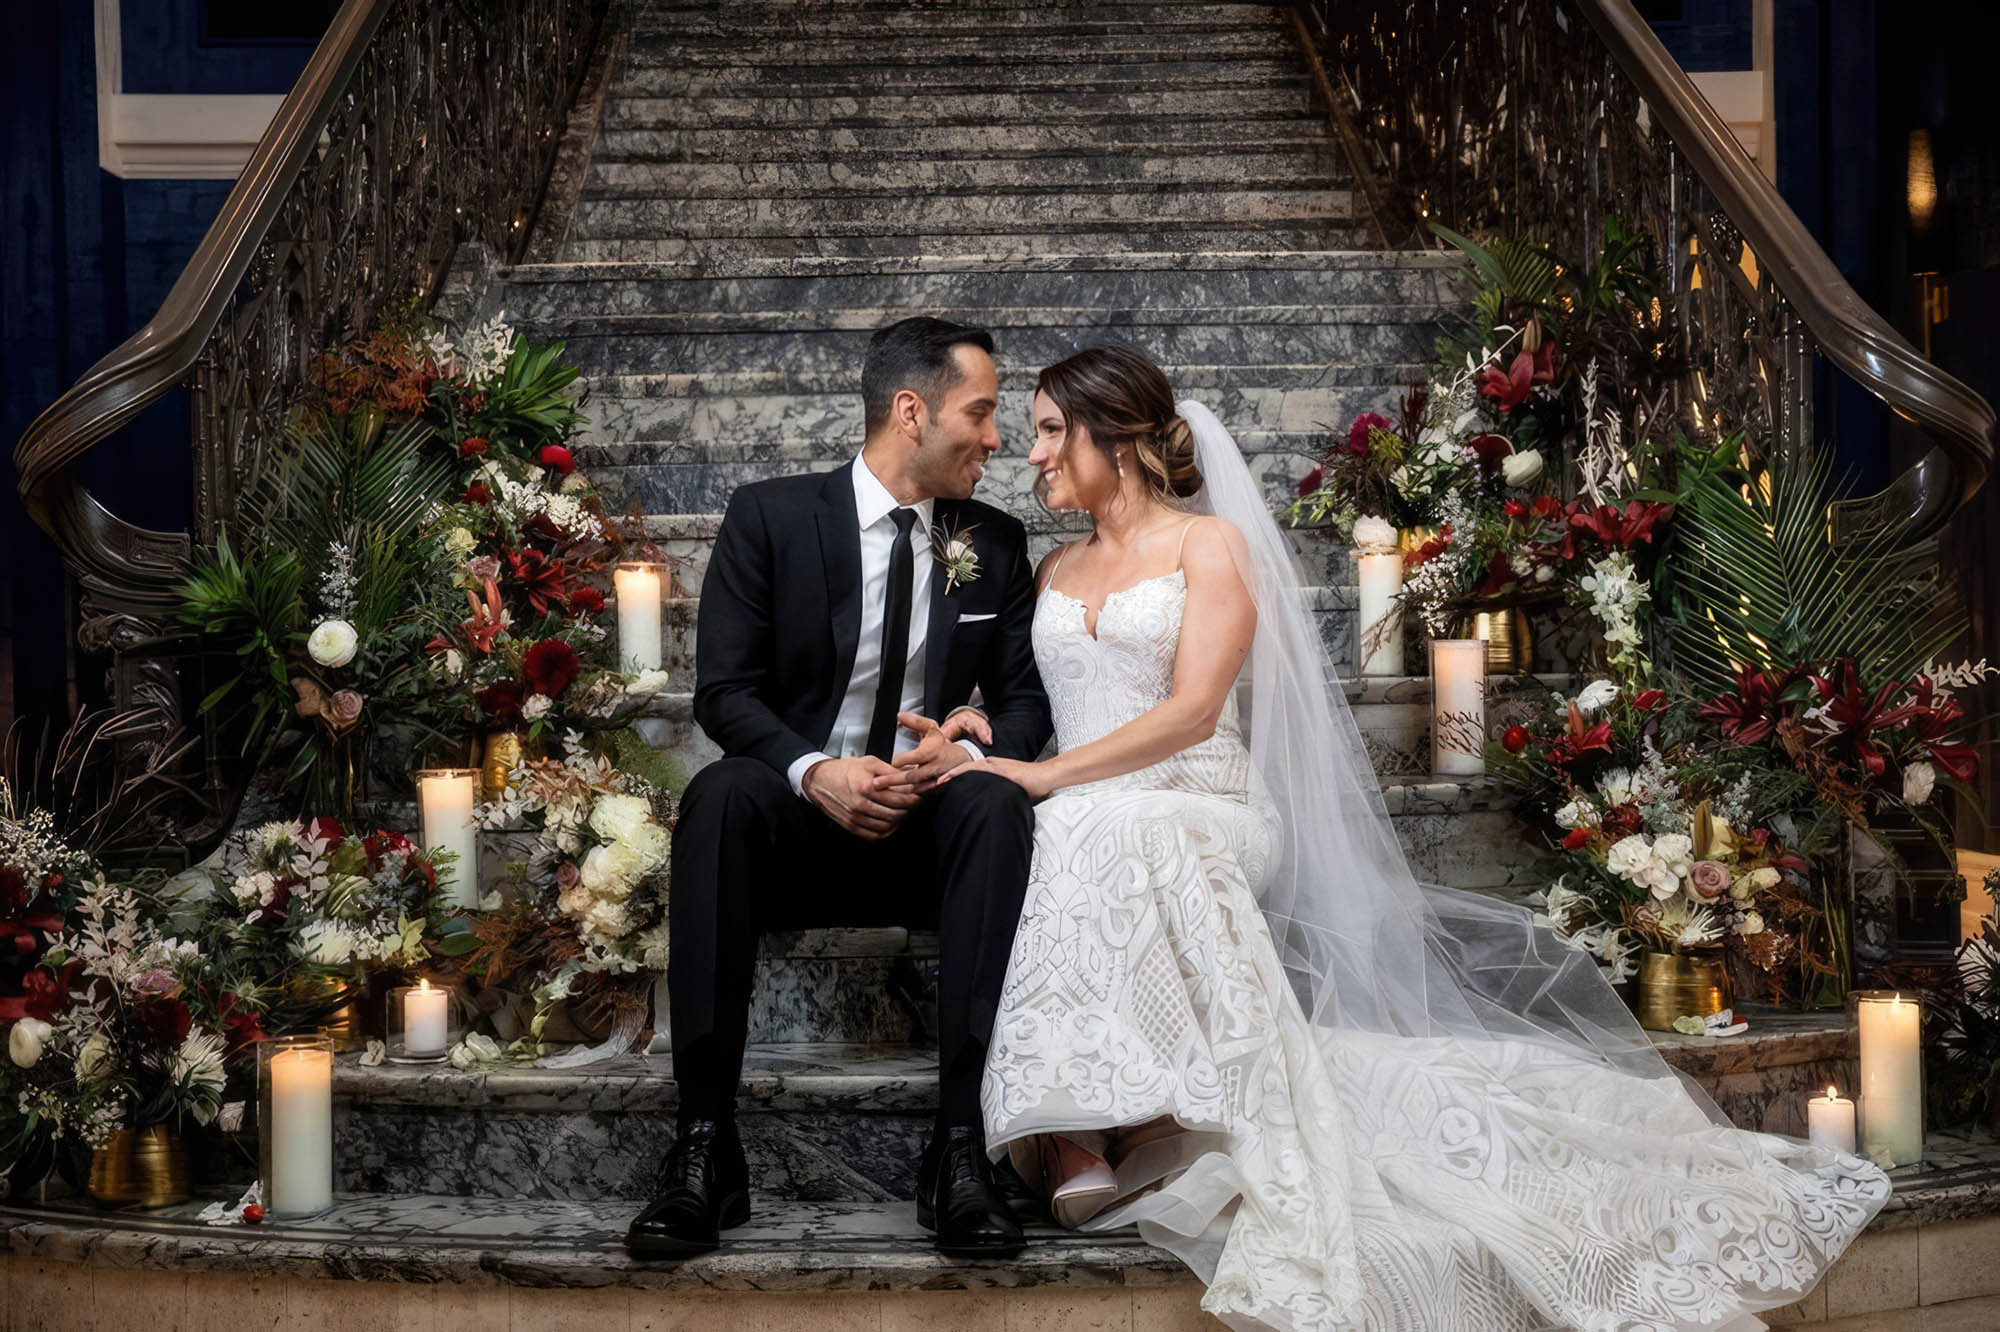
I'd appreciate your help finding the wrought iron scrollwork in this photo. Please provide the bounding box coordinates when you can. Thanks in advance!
[1292,0,1993,540]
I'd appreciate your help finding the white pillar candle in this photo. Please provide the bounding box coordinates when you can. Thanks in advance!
[403,980,449,1056]
[267,1045,333,1216]
[1355,550,1405,676]
[1807,1086,1857,1154]
[614,564,664,673]
[416,769,480,910]
[1430,639,1487,776]
[1857,991,1924,1166]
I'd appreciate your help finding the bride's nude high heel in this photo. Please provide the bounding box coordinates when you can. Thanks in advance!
[1042,1134,1119,1228]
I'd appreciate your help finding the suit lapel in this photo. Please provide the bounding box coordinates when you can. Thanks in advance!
[924,498,965,715]
[816,465,863,690]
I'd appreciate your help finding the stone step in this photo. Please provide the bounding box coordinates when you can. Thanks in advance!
[611,56,1310,99]
[565,187,1351,242]
[598,87,1315,132]
[581,148,1347,199]
[629,2,1286,38]
[333,1007,1852,1202]
[623,26,1294,68]
[559,226,1374,263]
[591,117,1333,162]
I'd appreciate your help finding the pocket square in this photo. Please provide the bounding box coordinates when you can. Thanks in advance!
[959,612,998,623]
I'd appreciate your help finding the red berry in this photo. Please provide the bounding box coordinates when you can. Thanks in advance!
[243,1204,265,1224]
[538,444,576,477]
[1501,724,1530,753]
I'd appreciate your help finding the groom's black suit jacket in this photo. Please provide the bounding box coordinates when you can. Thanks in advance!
[692,464,1053,773]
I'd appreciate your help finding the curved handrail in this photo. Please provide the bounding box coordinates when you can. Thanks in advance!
[1575,0,1994,536]
[15,0,392,547]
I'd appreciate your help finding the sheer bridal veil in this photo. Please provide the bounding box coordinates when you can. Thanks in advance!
[1176,399,1719,1101]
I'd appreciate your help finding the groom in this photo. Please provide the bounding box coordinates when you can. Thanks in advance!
[627,318,1052,1260]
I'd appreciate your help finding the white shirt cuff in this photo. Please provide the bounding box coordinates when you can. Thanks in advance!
[787,751,834,798]
[955,739,984,763]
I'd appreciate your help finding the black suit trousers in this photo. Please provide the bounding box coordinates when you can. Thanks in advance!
[669,757,1034,1126]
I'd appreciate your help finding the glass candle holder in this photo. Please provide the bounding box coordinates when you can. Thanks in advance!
[1853,989,1925,1168]
[389,980,463,1063]
[1429,638,1487,776]
[415,767,480,910]
[258,1033,334,1217]
[613,562,666,673]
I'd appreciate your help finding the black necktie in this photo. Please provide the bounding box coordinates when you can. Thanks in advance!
[866,507,920,760]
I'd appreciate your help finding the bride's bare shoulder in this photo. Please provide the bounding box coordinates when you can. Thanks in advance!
[1177,514,1253,571]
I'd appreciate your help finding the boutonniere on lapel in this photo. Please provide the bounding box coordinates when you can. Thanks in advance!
[931,516,982,594]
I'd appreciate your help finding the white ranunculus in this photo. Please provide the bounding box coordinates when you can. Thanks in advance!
[1606,834,1653,883]
[624,668,671,696]
[1500,448,1545,487]
[579,839,645,900]
[9,1018,52,1069]
[587,793,653,845]
[521,694,552,722]
[1575,680,1620,715]
[306,619,358,667]
[1903,760,1936,805]
[1651,833,1695,880]
[1352,515,1399,553]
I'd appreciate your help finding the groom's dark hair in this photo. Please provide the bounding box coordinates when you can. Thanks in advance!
[862,316,995,434]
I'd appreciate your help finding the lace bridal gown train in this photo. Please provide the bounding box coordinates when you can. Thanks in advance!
[982,541,1889,1331]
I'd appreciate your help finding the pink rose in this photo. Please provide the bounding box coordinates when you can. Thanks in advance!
[325,690,365,730]
[1687,859,1732,901]
[555,861,581,892]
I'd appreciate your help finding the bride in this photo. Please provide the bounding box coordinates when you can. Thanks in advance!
[937,345,1890,1331]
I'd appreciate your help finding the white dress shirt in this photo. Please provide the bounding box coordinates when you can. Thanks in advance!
[786,454,982,796]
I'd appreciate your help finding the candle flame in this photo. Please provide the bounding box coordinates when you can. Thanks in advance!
[417,978,432,992]
[1826,1086,1838,1101]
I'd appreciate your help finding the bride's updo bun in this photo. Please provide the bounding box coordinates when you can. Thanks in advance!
[1036,345,1205,502]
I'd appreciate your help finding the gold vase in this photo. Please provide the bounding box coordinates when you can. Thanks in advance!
[481,730,527,801]
[1634,951,1733,1033]
[1397,525,1442,558]
[1456,604,1534,675]
[87,1124,192,1208]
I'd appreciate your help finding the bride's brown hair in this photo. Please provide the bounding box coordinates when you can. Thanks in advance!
[1036,345,1204,502]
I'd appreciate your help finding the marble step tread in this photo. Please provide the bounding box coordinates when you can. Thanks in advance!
[630,4,1285,36]
[591,119,1335,162]
[612,58,1312,98]
[533,302,1448,336]
[574,361,1424,400]
[598,89,1316,132]
[559,228,1377,264]
[582,152,1348,198]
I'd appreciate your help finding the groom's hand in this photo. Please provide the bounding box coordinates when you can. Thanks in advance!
[891,712,975,792]
[801,756,921,839]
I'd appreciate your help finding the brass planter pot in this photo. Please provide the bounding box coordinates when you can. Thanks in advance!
[1634,951,1733,1032]
[87,1124,192,1208]
[481,730,528,801]
[1456,603,1534,675]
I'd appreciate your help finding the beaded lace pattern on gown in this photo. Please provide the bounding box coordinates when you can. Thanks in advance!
[982,566,1890,1332]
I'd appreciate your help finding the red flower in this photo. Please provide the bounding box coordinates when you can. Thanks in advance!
[1472,551,1517,598]
[1543,701,1614,767]
[1501,724,1530,753]
[1567,499,1673,551]
[569,586,606,616]
[1698,664,1802,746]
[1601,803,1644,835]
[308,817,345,845]
[1296,466,1324,497]
[1561,827,1593,850]
[459,436,489,458]
[243,1204,265,1225]
[1633,689,1667,712]
[538,444,575,477]
[477,680,524,724]
[465,576,508,654]
[1809,659,1922,778]
[521,639,581,698]
[1347,411,1392,457]
[1475,350,1553,411]
[1907,677,1982,784]
[1531,494,1563,521]
[464,483,491,506]
[1466,433,1513,470]
[504,548,576,617]
[1503,499,1527,520]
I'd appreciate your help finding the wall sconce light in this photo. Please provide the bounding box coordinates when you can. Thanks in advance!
[1907,129,1937,232]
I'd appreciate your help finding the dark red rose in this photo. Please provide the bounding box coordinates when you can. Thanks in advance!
[1296,466,1324,497]
[308,817,345,845]
[569,586,605,616]
[464,483,491,506]
[521,639,582,698]
[1501,725,1530,753]
[136,996,194,1047]
[538,444,575,477]
[1602,804,1644,835]
[477,680,524,724]
[458,436,489,458]
[1561,827,1593,851]
[1633,689,1667,712]
[1503,499,1527,520]
[1347,411,1392,457]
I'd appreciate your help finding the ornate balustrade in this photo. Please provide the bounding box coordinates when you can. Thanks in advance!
[1292,0,1994,543]
[12,0,609,823]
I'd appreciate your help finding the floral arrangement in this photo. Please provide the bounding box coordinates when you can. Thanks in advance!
[1495,679,1842,1003]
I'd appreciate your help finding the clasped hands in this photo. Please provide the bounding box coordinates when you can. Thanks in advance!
[799,710,987,840]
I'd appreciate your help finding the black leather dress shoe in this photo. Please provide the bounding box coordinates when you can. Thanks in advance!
[916,1125,1026,1259]
[625,1118,751,1258]
[989,1149,1050,1226]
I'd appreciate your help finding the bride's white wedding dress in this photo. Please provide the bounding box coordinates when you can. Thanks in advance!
[982,558,1890,1332]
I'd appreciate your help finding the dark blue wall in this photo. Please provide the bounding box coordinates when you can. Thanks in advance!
[2,2,314,728]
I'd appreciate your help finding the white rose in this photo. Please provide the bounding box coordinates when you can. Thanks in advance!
[587,793,653,845]
[306,619,358,667]
[1606,834,1654,883]
[1903,761,1936,805]
[1652,834,1695,880]
[1737,911,1766,936]
[624,668,671,696]
[1352,515,1400,553]
[521,694,552,722]
[1500,449,1545,487]
[623,821,670,873]
[1575,680,1620,715]
[9,1018,53,1069]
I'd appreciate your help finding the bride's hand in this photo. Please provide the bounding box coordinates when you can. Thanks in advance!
[938,706,994,747]
[935,754,1056,801]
